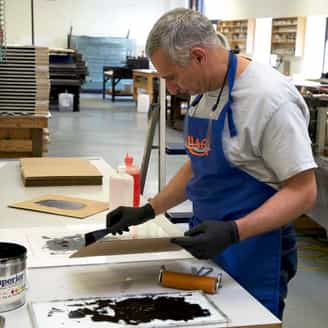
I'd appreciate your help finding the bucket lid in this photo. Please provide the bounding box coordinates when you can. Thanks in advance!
[0,242,27,261]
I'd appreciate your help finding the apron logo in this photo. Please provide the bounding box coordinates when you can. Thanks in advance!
[185,135,209,157]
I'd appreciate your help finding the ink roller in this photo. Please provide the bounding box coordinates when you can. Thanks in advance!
[159,267,220,294]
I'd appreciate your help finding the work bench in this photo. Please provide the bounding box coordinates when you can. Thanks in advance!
[0,158,281,328]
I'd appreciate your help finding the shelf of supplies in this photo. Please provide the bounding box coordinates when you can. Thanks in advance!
[218,31,247,35]
[272,24,297,27]
[271,16,306,57]
[221,24,248,27]
[272,41,296,44]
[272,31,297,34]
[217,18,255,54]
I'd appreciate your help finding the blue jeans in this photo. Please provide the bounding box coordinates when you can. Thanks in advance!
[278,224,298,319]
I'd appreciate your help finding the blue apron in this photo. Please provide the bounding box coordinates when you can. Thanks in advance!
[185,51,297,319]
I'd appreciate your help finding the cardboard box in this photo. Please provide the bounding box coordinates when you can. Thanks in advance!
[20,157,103,186]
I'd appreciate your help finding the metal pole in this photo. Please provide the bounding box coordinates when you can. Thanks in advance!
[31,0,34,45]
[322,17,328,74]
[159,78,166,191]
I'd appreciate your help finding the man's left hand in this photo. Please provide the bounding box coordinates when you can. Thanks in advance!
[171,220,240,259]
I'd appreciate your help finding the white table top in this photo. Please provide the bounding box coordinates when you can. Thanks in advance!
[0,158,281,327]
[0,158,114,228]
[292,78,322,88]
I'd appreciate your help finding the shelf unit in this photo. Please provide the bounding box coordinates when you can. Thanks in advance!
[271,17,306,56]
[217,19,255,54]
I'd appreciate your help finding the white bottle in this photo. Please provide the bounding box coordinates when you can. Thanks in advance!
[109,167,133,210]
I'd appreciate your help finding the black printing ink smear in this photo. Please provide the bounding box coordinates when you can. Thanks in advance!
[42,234,84,253]
[67,296,210,325]
[36,199,86,210]
[48,307,65,317]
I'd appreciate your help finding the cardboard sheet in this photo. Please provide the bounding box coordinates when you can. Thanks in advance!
[71,222,183,258]
[71,237,180,258]
[20,157,103,186]
[9,194,109,219]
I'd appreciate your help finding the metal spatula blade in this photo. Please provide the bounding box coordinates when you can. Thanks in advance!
[84,229,108,246]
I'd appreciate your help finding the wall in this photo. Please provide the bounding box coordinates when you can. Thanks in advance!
[252,18,272,64]
[6,0,187,52]
[205,0,328,20]
[5,0,31,45]
[301,16,327,78]
[5,0,327,77]
[206,0,327,78]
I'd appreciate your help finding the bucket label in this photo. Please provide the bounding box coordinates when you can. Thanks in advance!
[0,271,25,304]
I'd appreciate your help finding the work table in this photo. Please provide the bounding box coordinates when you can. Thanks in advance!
[0,158,281,327]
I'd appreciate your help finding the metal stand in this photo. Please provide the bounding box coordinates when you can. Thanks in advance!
[140,103,160,194]
[140,78,166,194]
[159,78,166,191]
[140,79,167,194]
[140,80,192,224]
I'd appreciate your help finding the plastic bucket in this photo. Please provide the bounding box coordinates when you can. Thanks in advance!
[58,93,74,111]
[137,94,150,113]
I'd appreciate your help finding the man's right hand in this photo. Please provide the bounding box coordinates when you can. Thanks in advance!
[107,203,156,235]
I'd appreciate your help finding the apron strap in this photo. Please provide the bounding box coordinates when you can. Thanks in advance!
[226,51,238,138]
[191,94,203,107]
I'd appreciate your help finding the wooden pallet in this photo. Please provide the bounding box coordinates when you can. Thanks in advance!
[0,112,48,157]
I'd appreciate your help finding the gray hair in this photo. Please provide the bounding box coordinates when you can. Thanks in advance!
[146,8,225,66]
[216,31,230,49]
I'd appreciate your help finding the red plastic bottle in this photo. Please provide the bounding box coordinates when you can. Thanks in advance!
[124,153,140,207]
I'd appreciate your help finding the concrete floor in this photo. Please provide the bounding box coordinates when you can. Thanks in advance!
[49,94,187,200]
[48,94,328,327]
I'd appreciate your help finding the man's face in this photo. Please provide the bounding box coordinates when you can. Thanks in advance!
[151,49,205,96]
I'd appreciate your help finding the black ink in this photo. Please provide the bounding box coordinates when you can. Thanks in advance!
[68,296,210,325]
[0,242,26,259]
[48,307,65,317]
[42,234,84,253]
[36,199,86,210]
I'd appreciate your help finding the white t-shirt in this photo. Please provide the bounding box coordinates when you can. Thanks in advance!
[189,60,317,189]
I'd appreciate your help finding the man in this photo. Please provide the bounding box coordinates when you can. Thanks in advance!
[107,8,317,319]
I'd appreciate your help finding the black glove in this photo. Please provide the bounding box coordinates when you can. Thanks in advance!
[107,203,155,235]
[171,220,240,259]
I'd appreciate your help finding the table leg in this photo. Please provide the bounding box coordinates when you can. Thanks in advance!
[103,74,106,100]
[112,77,115,102]
[73,87,80,112]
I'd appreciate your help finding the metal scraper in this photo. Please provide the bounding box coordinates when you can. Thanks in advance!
[84,228,108,246]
